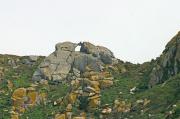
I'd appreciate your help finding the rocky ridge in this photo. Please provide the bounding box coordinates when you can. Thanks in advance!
[10,42,121,119]
[33,42,119,119]
[149,32,180,87]
[0,32,180,119]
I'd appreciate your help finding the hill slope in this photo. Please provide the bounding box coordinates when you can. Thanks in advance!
[0,32,180,119]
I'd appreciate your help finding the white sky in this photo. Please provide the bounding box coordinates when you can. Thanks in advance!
[0,0,179,63]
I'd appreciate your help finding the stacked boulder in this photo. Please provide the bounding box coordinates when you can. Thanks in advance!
[11,87,47,119]
[32,42,118,82]
[54,68,114,119]
[32,42,118,119]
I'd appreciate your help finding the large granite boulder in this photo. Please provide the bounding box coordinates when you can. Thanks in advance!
[80,42,114,64]
[73,52,103,73]
[36,42,117,118]
[33,42,77,81]
[32,41,117,82]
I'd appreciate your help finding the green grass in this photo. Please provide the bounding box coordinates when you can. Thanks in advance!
[21,83,69,119]
[101,76,139,105]
[0,55,44,119]
[0,54,180,119]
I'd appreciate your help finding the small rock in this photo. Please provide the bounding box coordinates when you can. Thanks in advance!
[55,114,66,119]
[29,55,39,62]
[99,80,113,88]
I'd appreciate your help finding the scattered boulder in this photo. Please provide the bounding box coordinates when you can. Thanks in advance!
[0,67,5,82]
[101,107,112,114]
[66,104,73,119]
[67,92,78,104]
[72,112,86,119]
[55,114,66,119]
[11,88,27,113]
[8,59,17,67]
[12,88,26,101]
[99,80,113,89]
[88,95,101,109]
[113,100,131,113]
[11,87,47,116]
[29,55,39,62]
[136,98,151,106]
[73,117,85,119]
[11,113,19,119]
[7,80,13,90]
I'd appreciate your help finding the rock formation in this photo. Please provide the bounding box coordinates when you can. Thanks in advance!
[149,32,180,87]
[31,42,118,119]
[11,86,47,118]
[32,42,118,82]
[1,33,179,119]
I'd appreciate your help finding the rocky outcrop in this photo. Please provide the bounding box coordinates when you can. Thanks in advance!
[0,67,4,83]
[30,41,118,119]
[11,87,47,119]
[52,69,114,119]
[32,42,117,82]
[149,32,180,87]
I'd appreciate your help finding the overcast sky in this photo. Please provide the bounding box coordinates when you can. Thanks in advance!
[0,0,179,63]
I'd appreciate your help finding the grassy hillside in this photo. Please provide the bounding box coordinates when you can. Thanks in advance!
[0,32,179,119]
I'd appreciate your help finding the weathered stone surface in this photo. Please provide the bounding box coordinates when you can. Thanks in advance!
[80,42,99,56]
[32,42,117,82]
[30,42,117,119]
[89,75,101,81]
[11,87,47,116]
[88,95,101,108]
[22,58,35,65]
[149,32,180,87]
[27,91,38,106]
[33,50,74,81]
[113,100,131,113]
[149,66,163,86]
[80,42,114,58]
[55,42,77,52]
[8,59,17,67]
[7,80,13,90]
[0,67,4,80]
[29,55,39,62]
[99,52,112,64]
[73,117,86,119]
[32,69,43,81]
[83,79,100,92]
[67,92,78,104]
[12,88,27,113]
[12,88,26,100]
[73,68,81,78]
[11,113,19,119]
[97,46,114,58]
[99,80,113,89]
[101,107,112,114]
[55,114,66,119]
